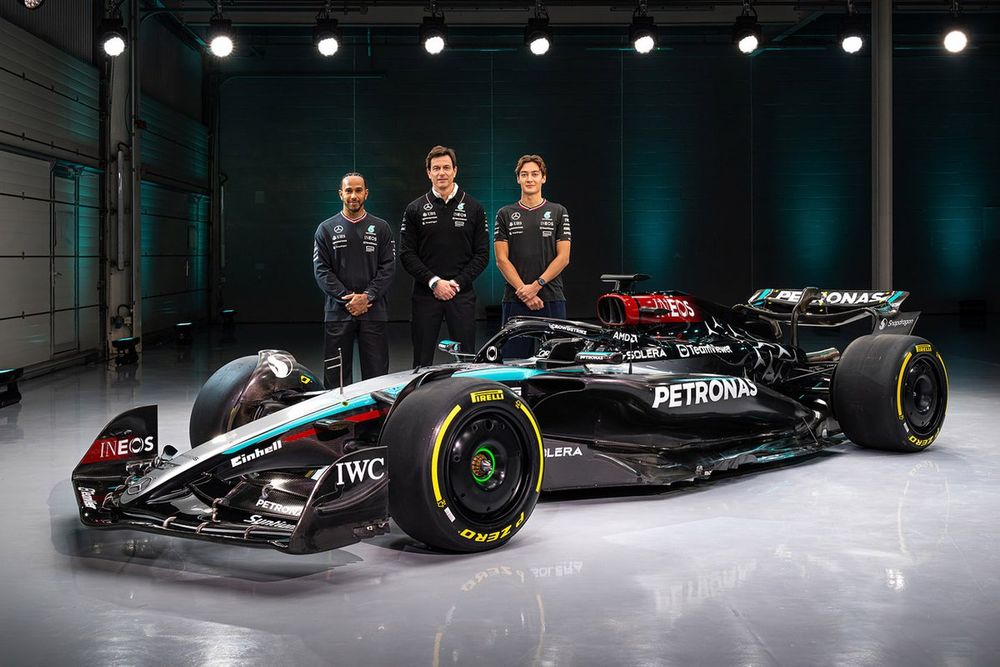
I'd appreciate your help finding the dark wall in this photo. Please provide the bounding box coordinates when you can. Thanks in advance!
[752,52,872,292]
[894,52,1000,313]
[220,40,999,322]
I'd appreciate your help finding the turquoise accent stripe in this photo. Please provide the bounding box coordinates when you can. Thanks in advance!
[221,395,377,455]
[888,291,905,303]
[380,383,406,398]
[753,288,772,305]
[453,367,544,382]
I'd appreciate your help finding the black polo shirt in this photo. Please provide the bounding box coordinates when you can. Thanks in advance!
[494,199,572,302]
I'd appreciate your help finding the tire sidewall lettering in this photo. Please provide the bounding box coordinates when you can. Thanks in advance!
[432,386,540,543]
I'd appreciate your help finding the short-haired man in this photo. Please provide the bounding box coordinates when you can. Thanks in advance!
[400,146,489,366]
[314,172,395,388]
[494,154,572,357]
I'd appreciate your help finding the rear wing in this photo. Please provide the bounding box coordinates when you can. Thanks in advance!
[748,288,908,313]
[737,287,918,346]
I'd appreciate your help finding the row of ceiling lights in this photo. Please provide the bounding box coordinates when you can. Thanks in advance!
[91,0,975,60]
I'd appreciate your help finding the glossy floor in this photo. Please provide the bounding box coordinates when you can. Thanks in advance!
[1,317,998,666]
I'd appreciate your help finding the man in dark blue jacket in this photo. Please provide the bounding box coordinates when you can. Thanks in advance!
[314,172,395,387]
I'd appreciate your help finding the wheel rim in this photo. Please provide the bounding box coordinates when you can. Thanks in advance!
[903,357,945,436]
[444,409,531,524]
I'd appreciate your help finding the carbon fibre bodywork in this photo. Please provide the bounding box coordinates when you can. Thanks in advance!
[72,281,923,554]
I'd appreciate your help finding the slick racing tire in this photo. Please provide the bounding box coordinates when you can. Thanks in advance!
[189,356,258,447]
[832,335,948,453]
[384,378,544,553]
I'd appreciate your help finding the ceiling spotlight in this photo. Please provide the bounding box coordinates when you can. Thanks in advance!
[839,3,864,54]
[420,15,447,55]
[943,1,969,53]
[100,16,127,57]
[23,0,44,9]
[732,2,761,54]
[314,18,342,57]
[525,16,552,55]
[524,1,552,55]
[629,2,656,55]
[208,11,234,58]
[943,26,968,53]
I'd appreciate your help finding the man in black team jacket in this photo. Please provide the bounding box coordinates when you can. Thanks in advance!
[400,146,489,367]
[314,172,395,388]
[495,154,572,358]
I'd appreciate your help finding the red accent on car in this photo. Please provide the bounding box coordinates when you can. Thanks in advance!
[345,408,385,423]
[283,428,317,443]
[597,293,701,327]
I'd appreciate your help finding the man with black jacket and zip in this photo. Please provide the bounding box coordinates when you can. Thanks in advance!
[314,172,395,388]
[400,146,489,367]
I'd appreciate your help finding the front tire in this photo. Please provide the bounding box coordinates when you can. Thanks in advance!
[832,335,948,452]
[384,378,544,552]
[189,351,320,446]
[189,356,258,447]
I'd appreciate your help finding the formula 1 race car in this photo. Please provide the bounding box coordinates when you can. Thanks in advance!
[73,275,948,554]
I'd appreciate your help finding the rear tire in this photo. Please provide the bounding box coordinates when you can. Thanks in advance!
[384,378,544,553]
[832,335,948,452]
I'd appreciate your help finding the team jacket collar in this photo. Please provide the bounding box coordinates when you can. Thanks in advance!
[427,183,460,204]
[340,210,368,224]
[517,198,547,211]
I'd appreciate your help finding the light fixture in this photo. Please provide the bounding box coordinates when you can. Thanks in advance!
[943,1,969,54]
[314,18,342,57]
[420,1,447,55]
[629,1,656,54]
[99,16,127,57]
[732,1,761,55]
[23,0,44,9]
[208,5,234,58]
[943,25,968,53]
[839,1,864,54]
[525,2,552,56]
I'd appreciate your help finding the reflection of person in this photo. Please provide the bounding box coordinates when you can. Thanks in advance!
[313,172,395,388]
[400,146,489,367]
[494,154,571,357]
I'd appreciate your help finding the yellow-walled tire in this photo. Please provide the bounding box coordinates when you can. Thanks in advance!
[832,335,948,452]
[384,378,543,552]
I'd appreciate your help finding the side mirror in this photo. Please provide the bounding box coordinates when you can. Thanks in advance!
[437,339,461,354]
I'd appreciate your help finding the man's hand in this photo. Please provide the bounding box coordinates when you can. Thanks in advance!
[433,279,458,301]
[526,295,544,311]
[516,281,541,303]
[346,293,370,317]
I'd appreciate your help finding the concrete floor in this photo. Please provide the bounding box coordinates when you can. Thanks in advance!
[1,316,998,666]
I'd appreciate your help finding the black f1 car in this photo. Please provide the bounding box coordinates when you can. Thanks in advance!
[73,275,948,554]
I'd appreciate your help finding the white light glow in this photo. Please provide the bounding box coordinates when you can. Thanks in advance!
[210,35,234,57]
[841,35,863,54]
[529,36,550,55]
[738,35,758,54]
[103,35,126,57]
[317,37,339,56]
[424,35,445,55]
[944,29,968,53]
[634,35,655,54]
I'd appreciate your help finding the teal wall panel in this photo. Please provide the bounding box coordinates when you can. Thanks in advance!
[220,38,998,322]
[140,181,209,333]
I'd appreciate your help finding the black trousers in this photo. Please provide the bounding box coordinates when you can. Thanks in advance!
[323,319,388,389]
[411,290,477,367]
[501,299,567,359]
